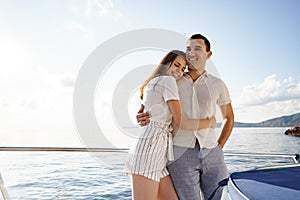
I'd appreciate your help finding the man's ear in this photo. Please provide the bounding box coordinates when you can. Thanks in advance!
[207,51,212,59]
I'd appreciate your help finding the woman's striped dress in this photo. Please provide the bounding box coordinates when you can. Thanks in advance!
[124,76,179,182]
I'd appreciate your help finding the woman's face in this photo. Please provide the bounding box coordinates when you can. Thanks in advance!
[166,55,187,80]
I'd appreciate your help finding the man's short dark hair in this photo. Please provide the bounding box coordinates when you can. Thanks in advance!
[189,34,211,52]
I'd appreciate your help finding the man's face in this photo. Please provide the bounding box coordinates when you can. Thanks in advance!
[186,39,211,71]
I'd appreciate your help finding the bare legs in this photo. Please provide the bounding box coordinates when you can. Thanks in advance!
[158,175,179,200]
[132,175,178,200]
[132,175,158,200]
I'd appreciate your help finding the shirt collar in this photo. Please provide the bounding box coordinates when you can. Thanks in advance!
[183,70,208,83]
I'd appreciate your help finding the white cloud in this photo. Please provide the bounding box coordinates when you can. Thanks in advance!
[60,75,75,88]
[234,74,300,122]
[30,67,75,92]
[0,66,75,112]
[0,68,76,136]
[64,22,94,40]
[64,21,86,32]
[85,0,122,19]
[237,74,300,106]
[2,99,10,108]
[19,99,39,110]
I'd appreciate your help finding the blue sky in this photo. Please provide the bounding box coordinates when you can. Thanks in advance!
[0,0,299,147]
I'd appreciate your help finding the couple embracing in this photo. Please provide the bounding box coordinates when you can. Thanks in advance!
[125,33,234,200]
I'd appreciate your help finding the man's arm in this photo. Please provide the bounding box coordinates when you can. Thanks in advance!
[136,104,151,126]
[217,103,234,148]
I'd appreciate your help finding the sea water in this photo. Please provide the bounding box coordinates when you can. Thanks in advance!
[1,128,299,199]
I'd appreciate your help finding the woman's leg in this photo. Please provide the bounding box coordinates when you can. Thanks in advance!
[157,175,179,200]
[132,174,159,200]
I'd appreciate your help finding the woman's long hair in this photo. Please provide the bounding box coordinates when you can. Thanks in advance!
[139,50,186,100]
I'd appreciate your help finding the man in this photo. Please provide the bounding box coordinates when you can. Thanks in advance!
[137,33,234,199]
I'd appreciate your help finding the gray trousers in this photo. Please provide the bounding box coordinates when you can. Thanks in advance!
[167,141,228,200]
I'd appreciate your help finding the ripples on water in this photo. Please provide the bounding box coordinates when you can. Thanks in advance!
[0,128,299,199]
[1,152,132,199]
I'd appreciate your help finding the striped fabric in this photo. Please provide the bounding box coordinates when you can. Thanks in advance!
[124,121,174,182]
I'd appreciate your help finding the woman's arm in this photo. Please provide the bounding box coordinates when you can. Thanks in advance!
[167,100,215,130]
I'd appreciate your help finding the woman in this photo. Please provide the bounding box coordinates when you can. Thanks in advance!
[125,50,216,200]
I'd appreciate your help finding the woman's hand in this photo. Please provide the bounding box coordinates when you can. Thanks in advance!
[136,104,151,126]
[209,116,217,128]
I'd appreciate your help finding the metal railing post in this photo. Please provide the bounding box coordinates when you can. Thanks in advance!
[0,172,10,200]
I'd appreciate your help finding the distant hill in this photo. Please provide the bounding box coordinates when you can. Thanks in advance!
[234,112,300,127]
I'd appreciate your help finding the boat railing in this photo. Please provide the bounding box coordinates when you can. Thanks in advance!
[224,152,300,164]
[0,147,299,200]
